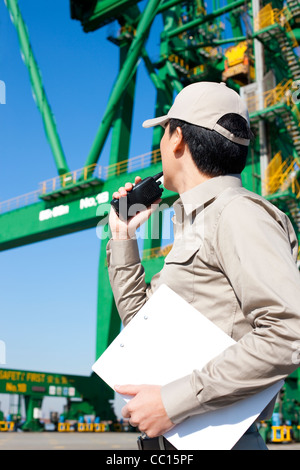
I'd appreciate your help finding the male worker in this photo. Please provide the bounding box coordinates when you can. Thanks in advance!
[106,82,300,450]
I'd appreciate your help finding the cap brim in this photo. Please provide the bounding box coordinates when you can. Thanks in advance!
[142,115,169,128]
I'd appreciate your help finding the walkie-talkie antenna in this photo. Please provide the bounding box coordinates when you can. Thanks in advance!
[153,172,163,181]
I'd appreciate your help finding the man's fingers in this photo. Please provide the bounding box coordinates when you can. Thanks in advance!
[125,182,133,191]
[114,384,141,395]
[121,403,131,419]
[112,179,137,199]
[118,186,127,196]
[115,385,141,421]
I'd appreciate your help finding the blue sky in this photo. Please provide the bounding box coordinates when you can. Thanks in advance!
[0,0,163,393]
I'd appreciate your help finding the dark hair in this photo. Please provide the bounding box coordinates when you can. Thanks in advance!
[168,113,253,177]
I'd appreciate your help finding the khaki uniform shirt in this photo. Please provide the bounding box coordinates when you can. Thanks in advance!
[106,175,300,425]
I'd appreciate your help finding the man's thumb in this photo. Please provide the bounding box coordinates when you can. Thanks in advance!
[114,384,140,396]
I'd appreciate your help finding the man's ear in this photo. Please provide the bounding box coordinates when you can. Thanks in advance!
[172,126,185,153]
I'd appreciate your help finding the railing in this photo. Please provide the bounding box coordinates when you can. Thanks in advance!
[284,21,298,49]
[264,78,293,109]
[265,153,300,197]
[39,163,101,195]
[105,149,161,180]
[39,149,161,196]
[254,4,282,31]
[0,190,41,214]
[291,177,300,198]
[265,151,283,193]
[244,78,293,113]
[291,103,300,123]
[168,54,189,72]
[0,149,162,214]
[254,3,298,47]
[168,52,219,78]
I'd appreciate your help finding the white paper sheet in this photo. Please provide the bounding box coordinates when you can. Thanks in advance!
[92,284,283,450]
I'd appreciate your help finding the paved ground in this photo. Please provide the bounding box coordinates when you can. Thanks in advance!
[0,432,139,450]
[0,432,299,450]
[268,442,300,451]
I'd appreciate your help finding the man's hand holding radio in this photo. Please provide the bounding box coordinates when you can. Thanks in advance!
[109,176,162,240]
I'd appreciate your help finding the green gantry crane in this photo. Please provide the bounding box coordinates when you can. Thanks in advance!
[1,0,300,434]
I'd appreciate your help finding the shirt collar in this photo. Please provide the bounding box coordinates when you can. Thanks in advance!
[174,174,243,217]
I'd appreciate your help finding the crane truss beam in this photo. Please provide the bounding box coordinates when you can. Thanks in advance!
[0,164,178,252]
[4,0,70,176]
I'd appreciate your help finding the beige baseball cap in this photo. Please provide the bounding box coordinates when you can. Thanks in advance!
[142,81,250,146]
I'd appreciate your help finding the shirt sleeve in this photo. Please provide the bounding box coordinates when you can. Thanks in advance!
[161,196,300,423]
[106,238,153,326]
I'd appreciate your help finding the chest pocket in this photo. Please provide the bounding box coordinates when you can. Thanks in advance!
[162,243,200,303]
[164,244,199,264]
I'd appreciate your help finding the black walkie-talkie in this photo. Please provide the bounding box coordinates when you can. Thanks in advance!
[111,172,164,221]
